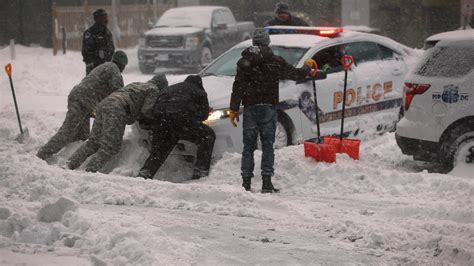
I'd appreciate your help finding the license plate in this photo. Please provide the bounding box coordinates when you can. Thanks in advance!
[156,54,169,61]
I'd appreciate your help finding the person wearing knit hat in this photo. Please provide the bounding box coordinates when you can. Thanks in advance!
[229,27,316,193]
[67,75,169,173]
[264,2,309,27]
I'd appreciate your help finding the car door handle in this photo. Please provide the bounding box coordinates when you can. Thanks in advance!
[339,79,353,86]
[392,68,403,76]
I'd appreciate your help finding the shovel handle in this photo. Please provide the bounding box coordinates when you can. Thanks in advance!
[5,63,12,77]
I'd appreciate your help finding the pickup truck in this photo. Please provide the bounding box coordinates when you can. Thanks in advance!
[138,6,255,73]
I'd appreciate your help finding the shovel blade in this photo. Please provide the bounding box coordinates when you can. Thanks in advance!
[304,141,337,163]
[323,136,360,160]
[15,127,30,143]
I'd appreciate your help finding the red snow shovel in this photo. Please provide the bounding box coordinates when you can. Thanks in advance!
[5,63,29,143]
[304,64,337,163]
[323,55,360,160]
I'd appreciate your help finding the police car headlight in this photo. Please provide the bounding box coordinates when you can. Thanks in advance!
[207,109,228,121]
[185,36,200,50]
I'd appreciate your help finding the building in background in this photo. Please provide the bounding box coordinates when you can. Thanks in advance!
[0,0,470,50]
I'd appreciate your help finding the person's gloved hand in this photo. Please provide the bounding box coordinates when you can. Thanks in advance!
[322,64,331,73]
[304,59,317,69]
[229,111,239,127]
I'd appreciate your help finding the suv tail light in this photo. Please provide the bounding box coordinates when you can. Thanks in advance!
[404,83,431,112]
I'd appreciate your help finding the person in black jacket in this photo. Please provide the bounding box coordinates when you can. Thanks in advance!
[229,28,316,193]
[82,9,115,74]
[264,2,309,27]
[138,75,215,180]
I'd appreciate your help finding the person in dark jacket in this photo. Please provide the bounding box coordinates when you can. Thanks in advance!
[264,2,309,27]
[82,9,115,74]
[138,75,215,180]
[229,28,316,193]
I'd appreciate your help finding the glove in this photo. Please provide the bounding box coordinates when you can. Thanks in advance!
[304,59,317,69]
[322,64,331,73]
[229,111,239,127]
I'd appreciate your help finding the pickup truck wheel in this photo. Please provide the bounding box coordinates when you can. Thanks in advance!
[200,47,213,68]
[440,124,474,172]
[139,63,155,74]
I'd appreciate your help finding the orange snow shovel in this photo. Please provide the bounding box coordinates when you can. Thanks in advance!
[323,55,360,160]
[5,63,29,143]
[304,64,337,163]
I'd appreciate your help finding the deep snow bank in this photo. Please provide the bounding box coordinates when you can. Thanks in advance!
[0,46,473,265]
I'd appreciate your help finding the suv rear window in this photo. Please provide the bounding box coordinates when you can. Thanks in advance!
[416,45,474,77]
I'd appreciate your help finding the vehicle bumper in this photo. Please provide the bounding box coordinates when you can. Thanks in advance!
[206,118,243,158]
[395,133,439,162]
[138,47,201,68]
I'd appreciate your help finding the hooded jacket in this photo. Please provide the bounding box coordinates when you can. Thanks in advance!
[154,75,210,122]
[230,46,309,112]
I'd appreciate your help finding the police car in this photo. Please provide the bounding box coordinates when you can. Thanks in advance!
[200,26,416,156]
[396,36,474,171]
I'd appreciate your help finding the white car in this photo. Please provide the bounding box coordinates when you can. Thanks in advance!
[396,36,474,171]
[200,26,415,156]
[423,29,474,49]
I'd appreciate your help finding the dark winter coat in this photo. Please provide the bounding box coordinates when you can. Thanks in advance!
[230,46,309,112]
[82,23,115,68]
[154,75,210,122]
[264,15,309,27]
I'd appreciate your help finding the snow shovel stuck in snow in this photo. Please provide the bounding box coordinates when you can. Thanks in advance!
[323,55,360,160]
[304,64,337,163]
[4,63,29,143]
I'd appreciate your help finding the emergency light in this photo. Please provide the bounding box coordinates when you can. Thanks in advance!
[264,26,343,37]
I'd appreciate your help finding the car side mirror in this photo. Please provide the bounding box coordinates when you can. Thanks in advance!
[148,21,155,29]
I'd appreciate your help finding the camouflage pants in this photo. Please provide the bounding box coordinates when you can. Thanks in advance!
[67,97,127,172]
[37,100,90,160]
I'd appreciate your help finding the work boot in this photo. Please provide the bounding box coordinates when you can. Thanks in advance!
[261,176,280,194]
[242,176,252,191]
[137,169,153,180]
[36,150,52,161]
[191,168,209,180]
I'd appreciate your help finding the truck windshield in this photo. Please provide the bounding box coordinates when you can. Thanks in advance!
[156,8,212,28]
[202,46,309,76]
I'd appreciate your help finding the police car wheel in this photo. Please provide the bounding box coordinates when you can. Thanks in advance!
[440,124,474,171]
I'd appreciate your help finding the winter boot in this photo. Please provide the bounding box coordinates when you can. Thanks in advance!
[261,176,280,194]
[242,176,252,191]
[137,169,153,180]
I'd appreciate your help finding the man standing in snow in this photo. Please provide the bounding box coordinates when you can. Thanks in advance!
[36,50,128,161]
[264,2,309,27]
[67,74,168,172]
[82,9,115,74]
[138,75,215,180]
[229,28,316,193]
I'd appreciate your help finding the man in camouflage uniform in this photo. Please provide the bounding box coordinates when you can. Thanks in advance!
[82,9,115,74]
[36,50,128,161]
[67,74,168,172]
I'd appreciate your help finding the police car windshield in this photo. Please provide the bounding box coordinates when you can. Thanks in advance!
[416,44,474,77]
[202,46,308,76]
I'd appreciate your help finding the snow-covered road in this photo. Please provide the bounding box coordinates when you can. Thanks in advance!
[0,46,473,265]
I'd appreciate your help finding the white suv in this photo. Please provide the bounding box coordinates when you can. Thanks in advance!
[396,37,474,171]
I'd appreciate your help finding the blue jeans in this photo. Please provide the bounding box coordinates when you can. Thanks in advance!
[241,105,277,178]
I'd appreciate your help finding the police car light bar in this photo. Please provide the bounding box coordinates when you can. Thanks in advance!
[264,26,343,37]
